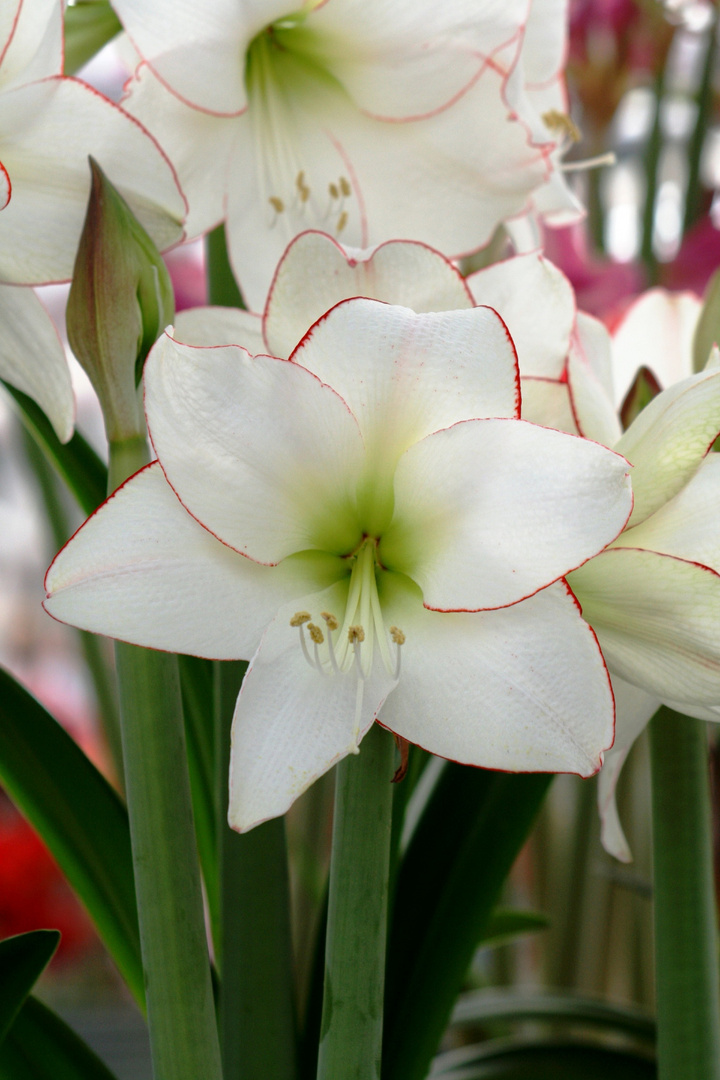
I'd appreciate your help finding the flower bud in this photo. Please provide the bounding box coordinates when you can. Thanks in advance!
[66,157,175,442]
[620,365,662,430]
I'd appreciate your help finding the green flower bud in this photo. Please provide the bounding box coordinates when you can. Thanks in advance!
[620,365,662,430]
[66,157,175,442]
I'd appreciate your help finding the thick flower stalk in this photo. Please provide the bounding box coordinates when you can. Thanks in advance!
[46,297,632,830]
[115,0,578,309]
[0,0,185,284]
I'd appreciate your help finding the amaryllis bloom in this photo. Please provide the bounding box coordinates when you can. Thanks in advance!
[116,0,577,310]
[45,298,632,830]
[567,361,720,860]
[0,0,185,283]
[0,284,73,441]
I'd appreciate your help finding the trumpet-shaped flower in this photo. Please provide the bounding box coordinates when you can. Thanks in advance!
[45,298,632,830]
[0,0,185,284]
[117,0,577,310]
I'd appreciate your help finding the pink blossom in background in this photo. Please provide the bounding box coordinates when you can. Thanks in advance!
[164,242,208,313]
[661,216,720,296]
[542,222,644,323]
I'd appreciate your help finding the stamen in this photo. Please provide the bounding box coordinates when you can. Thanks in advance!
[268,195,285,213]
[328,181,339,199]
[561,152,616,173]
[339,176,352,197]
[390,626,405,680]
[336,210,348,235]
[542,109,581,143]
[321,611,339,631]
[290,611,311,626]
[320,613,341,673]
[348,625,365,643]
[307,622,324,644]
[296,170,311,203]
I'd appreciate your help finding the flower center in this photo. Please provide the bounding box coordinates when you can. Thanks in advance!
[290,538,404,682]
[244,15,358,239]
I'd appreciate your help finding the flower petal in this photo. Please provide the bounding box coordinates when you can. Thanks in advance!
[520,376,579,433]
[0,284,73,442]
[0,0,61,93]
[377,575,614,777]
[112,0,296,115]
[611,288,701,406]
[144,333,366,562]
[264,231,473,359]
[567,323,622,447]
[467,252,575,379]
[569,546,720,704]
[597,675,658,863]
[228,582,398,831]
[173,306,265,354]
[521,0,568,86]
[619,453,720,570]
[291,298,520,468]
[122,64,233,240]
[615,368,720,527]
[0,77,185,284]
[380,418,632,611]
[44,462,345,658]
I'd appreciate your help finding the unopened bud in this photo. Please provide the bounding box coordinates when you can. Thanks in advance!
[66,157,175,441]
[620,366,662,430]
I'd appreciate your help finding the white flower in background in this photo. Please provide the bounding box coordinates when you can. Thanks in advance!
[116,0,578,310]
[45,298,632,830]
[0,0,185,284]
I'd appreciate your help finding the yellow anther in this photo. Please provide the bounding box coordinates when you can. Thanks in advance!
[321,611,339,631]
[296,170,310,202]
[336,210,348,235]
[290,611,311,627]
[348,625,365,644]
[307,622,324,644]
[390,626,405,646]
[339,176,352,197]
[542,109,581,143]
[269,196,285,213]
[328,181,339,199]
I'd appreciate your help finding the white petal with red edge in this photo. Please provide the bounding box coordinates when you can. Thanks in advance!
[264,232,472,359]
[122,65,233,240]
[112,0,295,115]
[377,575,614,777]
[598,675,658,862]
[145,334,365,563]
[228,581,398,831]
[574,312,617,402]
[0,0,61,92]
[0,78,185,284]
[618,453,720,570]
[611,288,700,406]
[0,284,73,442]
[173,306,265,354]
[567,333,621,447]
[521,0,568,86]
[226,55,555,310]
[569,546,720,704]
[467,252,575,379]
[45,462,346,658]
[305,0,528,121]
[616,368,720,527]
[520,376,579,433]
[379,418,632,612]
[291,298,520,468]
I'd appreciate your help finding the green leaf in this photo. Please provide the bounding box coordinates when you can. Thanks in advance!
[0,996,119,1080]
[0,666,143,1007]
[478,909,549,948]
[449,988,655,1045]
[429,1038,655,1079]
[383,764,552,1080]
[63,1,122,76]
[3,382,107,516]
[0,931,59,1045]
[694,265,720,375]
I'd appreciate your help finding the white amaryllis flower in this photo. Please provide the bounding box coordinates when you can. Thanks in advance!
[0,0,185,283]
[0,284,74,441]
[567,361,720,860]
[116,0,577,310]
[45,298,632,830]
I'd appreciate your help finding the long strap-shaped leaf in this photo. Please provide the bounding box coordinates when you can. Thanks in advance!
[0,931,60,1045]
[383,763,552,1080]
[3,383,107,516]
[0,667,143,1006]
[429,1038,656,1079]
[0,996,119,1080]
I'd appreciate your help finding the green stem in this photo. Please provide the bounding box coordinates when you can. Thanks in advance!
[109,438,222,1080]
[316,723,395,1080]
[215,660,299,1080]
[683,7,718,235]
[640,62,667,285]
[649,707,720,1080]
